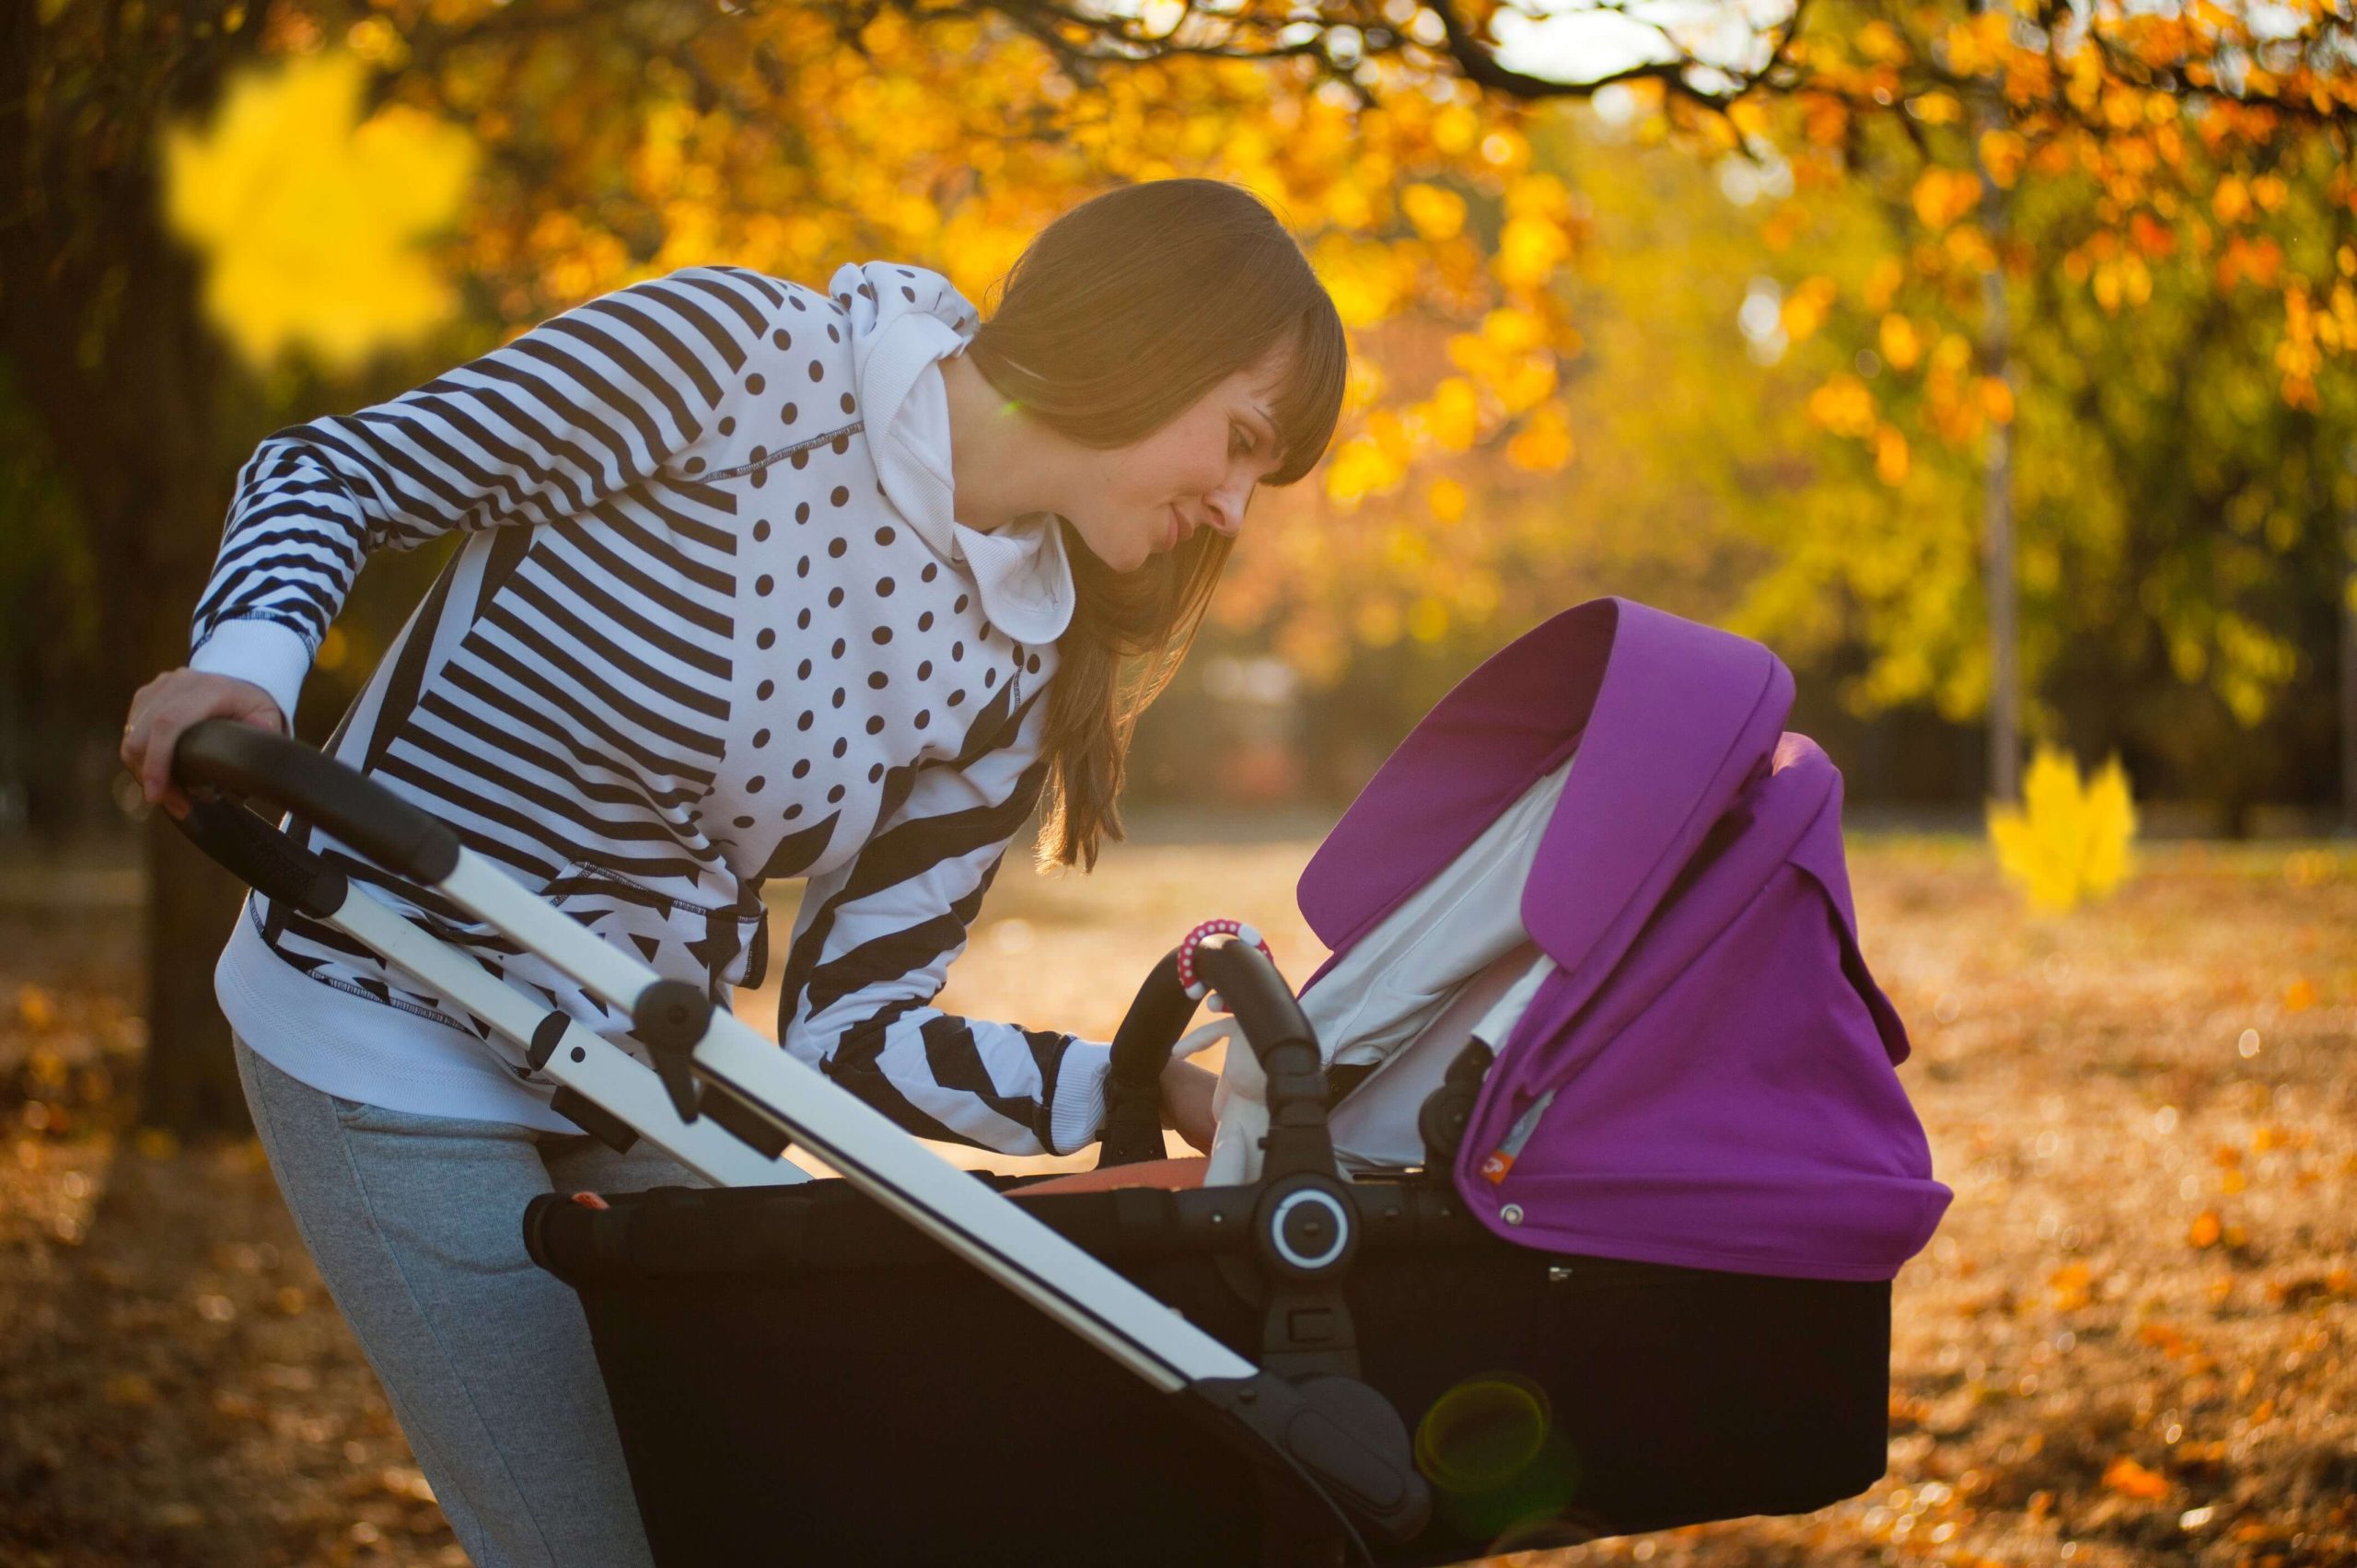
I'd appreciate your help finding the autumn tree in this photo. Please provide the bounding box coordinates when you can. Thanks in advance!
[8,0,2353,1129]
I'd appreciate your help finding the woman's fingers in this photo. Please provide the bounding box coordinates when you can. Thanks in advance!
[1159,1059,1220,1154]
[120,669,286,819]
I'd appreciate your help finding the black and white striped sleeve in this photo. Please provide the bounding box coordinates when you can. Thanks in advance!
[774,687,1112,1157]
[186,265,782,724]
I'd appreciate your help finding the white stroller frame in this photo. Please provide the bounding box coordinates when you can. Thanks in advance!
[170,719,1430,1560]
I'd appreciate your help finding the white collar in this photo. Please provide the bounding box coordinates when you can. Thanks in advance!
[840,261,1076,646]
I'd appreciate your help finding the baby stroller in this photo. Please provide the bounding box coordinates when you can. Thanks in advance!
[172,597,1951,1567]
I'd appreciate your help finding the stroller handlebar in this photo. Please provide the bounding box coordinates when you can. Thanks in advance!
[171,719,462,885]
[1097,934,1334,1175]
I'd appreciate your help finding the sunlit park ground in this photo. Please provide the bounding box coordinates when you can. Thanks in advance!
[2,823,2352,1567]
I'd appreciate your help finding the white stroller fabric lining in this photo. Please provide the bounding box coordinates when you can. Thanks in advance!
[1189,755,1573,1183]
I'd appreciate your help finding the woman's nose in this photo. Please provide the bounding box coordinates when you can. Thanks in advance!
[1204,477,1252,537]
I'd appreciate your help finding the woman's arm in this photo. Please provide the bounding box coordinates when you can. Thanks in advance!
[183,264,784,731]
[775,686,1114,1157]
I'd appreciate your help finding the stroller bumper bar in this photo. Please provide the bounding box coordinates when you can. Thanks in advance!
[169,720,1430,1557]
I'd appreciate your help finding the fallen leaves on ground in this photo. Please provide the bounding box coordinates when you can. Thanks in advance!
[1,833,2351,1566]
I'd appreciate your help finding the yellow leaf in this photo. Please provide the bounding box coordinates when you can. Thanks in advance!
[1979,129,2026,188]
[1427,478,1469,526]
[1910,92,1962,126]
[1504,404,1574,471]
[1988,745,2138,912]
[17,983,56,1031]
[1805,375,1877,439]
[1494,215,1571,289]
[2189,1211,2222,1248]
[161,49,478,374]
[1911,168,1982,229]
[1874,424,1910,485]
[1878,313,1922,371]
[1781,275,1838,343]
[1399,182,1467,243]
[1856,19,1910,63]
[1423,379,1481,453]
[2102,1457,2170,1501]
[1863,257,1906,311]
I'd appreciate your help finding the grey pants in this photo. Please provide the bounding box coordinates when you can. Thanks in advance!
[233,1033,704,1567]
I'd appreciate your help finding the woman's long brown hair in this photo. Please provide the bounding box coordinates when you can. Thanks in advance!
[962,179,1347,871]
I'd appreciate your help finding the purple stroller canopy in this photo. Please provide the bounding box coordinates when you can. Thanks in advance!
[1298,598,1951,1282]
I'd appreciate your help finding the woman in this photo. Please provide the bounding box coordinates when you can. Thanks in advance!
[119,177,1346,1567]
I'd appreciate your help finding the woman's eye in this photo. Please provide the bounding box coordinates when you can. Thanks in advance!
[1230,424,1251,459]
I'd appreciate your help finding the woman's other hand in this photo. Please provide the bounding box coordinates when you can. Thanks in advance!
[1157,1056,1219,1155]
[120,668,286,819]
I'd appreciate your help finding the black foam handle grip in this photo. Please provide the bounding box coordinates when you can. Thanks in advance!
[1193,938,1318,1070]
[172,720,462,885]
[1196,936,1338,1183]
[1096,950,1200,1168]
[175,796,351,918]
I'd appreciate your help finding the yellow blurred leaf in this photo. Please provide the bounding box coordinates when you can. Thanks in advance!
[1494,215,1570,289]
[1910,168,1982,230]
[1856,19,1909,63]
[1426,477,1469,525]
[1504,404,1574,471]
[161,49,479,374]
[1979,129,2026,188]
[1874,424,1910,485]
[1805,375,1877,439]
[1988,746,2138,912]
[17,983,56,1031]
[1423,378,1481,452]
[1878,313,1922,371]
[1781,275,1838,343]
[2102,1457,2171,1500]
[1399,182,1467,243]
[1910,92,1962,126]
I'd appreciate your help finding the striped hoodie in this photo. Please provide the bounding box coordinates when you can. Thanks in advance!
[190,261,1112,1157]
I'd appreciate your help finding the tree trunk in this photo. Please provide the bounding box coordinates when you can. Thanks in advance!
[114,222,260,1138]
[1975,87,2021,807]
[141,812,250,1133]
[2343,487,2356,833]
[0,4,266,1132]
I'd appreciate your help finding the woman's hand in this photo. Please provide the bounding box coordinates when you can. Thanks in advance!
[120,668,286,819]
[1158,1056,1219,1155]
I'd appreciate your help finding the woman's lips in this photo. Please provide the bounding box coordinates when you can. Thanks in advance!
[1165,505,1182,553]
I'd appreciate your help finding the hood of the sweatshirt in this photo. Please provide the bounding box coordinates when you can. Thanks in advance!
[835,260,1076,646]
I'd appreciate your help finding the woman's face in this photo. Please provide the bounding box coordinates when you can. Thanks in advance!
[1056,343,1295,575]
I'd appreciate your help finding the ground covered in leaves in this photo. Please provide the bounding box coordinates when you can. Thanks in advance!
[1,832,2351,1566]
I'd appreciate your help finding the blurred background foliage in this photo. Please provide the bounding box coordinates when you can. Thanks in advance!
[5,0,2355,1123]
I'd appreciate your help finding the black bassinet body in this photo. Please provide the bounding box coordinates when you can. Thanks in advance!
[526,1174,1890,1566]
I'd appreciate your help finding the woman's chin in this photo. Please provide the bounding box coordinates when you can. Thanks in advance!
[1086,537,1157,575]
